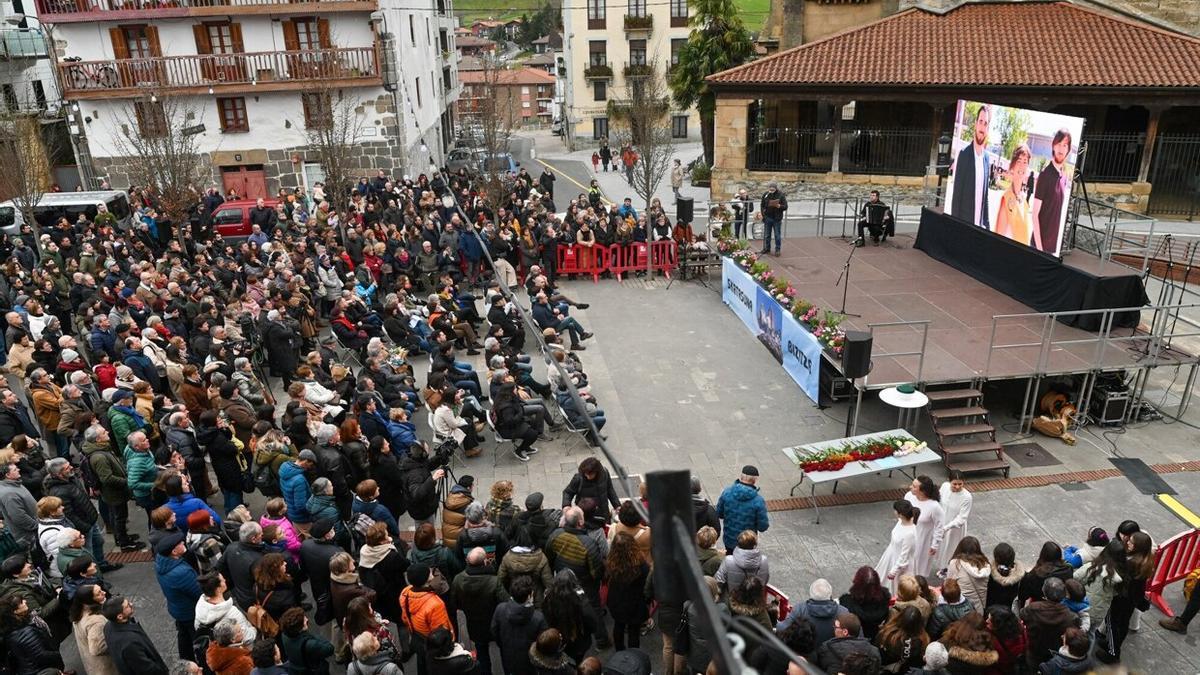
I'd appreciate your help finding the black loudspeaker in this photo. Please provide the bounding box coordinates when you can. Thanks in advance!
[842,331,873,379]
[676,197,694,224]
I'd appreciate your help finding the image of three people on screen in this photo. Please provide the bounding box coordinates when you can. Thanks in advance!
[946,102,1076,257]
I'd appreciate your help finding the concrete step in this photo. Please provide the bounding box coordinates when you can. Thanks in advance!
[934,423,996,438]
[945,456,1011,477]
[939,440,1004,456]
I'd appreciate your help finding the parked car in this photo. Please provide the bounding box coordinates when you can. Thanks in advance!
[446,147,478,174]
[478,152,520,177]
[0,190,132,236]
[211,199,280,238]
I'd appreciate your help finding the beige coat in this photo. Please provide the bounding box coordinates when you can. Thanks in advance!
[73,612,119,675]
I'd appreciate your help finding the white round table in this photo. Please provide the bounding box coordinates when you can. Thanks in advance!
[879,386,929,431]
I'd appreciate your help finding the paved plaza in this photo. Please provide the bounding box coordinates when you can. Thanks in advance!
[60,274,1200,673]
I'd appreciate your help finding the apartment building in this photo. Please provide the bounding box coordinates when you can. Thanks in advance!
[38,0,459,198]
[561,0,698,150]
[457,66,554,129]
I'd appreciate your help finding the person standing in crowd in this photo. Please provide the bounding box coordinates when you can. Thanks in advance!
[837,566,889,641]
[103,595,170,675]
[451,546,509,675]
[944,535,991,613]
[715,465,769,555]
[545,506,610,650]
[155,531,203,662]
[562,457,621,525]
[758,182,787,256]
[492,575,550,675]
[399,563,454,675]
[670,159,685,202]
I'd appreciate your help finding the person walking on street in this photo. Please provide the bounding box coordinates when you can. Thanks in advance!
[622,145,637,186]
[599,142,612,173]
[759,183,787,256]
[715,465,769,555]
[671,159,685,202]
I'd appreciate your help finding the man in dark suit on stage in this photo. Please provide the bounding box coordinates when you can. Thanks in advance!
[950,104,992,228]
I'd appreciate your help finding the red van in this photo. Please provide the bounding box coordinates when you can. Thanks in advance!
[211,199,280,238]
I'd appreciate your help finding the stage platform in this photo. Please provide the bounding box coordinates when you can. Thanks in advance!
[765,235,1196,388]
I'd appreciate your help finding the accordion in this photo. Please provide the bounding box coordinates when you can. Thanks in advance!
[864,203,888,226]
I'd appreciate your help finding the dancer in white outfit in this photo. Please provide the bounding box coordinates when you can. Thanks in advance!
[904,476,944,578]
[876,499,918,594]
[935,470,973,574]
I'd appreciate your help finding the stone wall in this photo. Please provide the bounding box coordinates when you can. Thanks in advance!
[767,0,897,50]
[899,0,1200,36]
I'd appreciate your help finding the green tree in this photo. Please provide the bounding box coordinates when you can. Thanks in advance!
[669,0,754,166]
[958,101,983,143]
[995,107,1030,160]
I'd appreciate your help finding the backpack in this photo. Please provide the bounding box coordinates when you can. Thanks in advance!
[192,619,218,675]
[247,588,280,638]
[1185,567,1200,601]
[31,524,60,572]
[350,511,377,552]
[77,452,103,496]
[253,462,281,497]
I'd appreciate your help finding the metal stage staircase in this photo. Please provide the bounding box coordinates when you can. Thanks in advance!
[926,385,1011,477]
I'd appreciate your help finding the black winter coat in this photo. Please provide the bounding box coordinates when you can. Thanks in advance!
[105,619,169,675]
[196,423,245,492]
[398,455,438,521]
[561,468,621,523]
[2,617,64,675]
[371,453,407,517]
[264,320,300,377]
[42,473,99,531]
[605,562,651,624]
[491,600,549,675]
[358,547,410,624]
[299,538,342,622]
[217,540,266,610]
[314,442,351,520]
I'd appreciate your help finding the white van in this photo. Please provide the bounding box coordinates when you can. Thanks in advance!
[0,190,132,236]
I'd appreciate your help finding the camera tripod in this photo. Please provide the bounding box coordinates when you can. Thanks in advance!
[436,462,459,503]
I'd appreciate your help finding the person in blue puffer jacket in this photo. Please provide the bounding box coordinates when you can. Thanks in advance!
[278,452,316,527]
[715,465,770,554]
[163,474,221,534]
[154,531,203,661]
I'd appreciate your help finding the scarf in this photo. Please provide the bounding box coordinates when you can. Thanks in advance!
[330,571,360,585]
[111,404,145,427]
[358,543,396,569]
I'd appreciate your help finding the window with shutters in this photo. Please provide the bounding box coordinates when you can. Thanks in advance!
[629,39,646,65]
[593,80,606,101]
[670,0,688,27]
[135,100,167,138]
[120,25,154,58]
[627,0,646,19]
[217,97,248,133]
[295,18,320,50]
[302,92,332,129]
[589,40,606,67]
[587,0,606,29]
[593,117,608,140]
[112,25,162,87]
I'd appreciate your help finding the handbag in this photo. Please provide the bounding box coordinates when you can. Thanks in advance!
[674,604,692,655]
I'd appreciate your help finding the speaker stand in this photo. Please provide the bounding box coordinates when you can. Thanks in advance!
[835,238,862,318]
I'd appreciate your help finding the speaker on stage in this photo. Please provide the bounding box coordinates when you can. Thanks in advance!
[842,331,873,379]
[676,197,694,224]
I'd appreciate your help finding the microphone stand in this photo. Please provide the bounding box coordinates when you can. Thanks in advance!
[835,238,862,318]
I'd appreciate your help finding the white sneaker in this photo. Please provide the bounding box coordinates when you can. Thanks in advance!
[526,446,540,455]
[513,449,530,462]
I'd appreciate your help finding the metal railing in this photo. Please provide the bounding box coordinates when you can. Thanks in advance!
[36,0,374,13]
[0,29,49,59]
[866,319,931,387]
[59,47,379,97]
[746,127,835,172]
[1079,132,1145,182]
[839,128,930,177]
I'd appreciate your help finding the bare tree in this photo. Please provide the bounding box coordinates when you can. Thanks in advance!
[0,111,59,254]
[609,61,672,211]
[471,54,517,205]
[111,94,209,245]
[303,84,368,229]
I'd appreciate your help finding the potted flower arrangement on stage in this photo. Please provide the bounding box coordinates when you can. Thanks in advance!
[797,436,927,473]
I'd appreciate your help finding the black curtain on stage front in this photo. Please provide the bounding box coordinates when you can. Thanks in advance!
[913,208,1147,330]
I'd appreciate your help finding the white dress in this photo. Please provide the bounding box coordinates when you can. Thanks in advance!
[876,521,917,594]
[904,492,945,578]
[935,483,973,571]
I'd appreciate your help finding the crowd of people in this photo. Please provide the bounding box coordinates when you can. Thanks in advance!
[0,160,1189,675]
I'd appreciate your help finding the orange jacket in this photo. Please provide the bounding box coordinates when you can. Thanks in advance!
[399,586,454,638]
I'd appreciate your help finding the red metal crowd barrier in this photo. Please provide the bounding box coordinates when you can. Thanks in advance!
[1147,527,1200,616]
[649,240,678,279]
[555,244,609,282]
[767,584,790,619]
[607,243,648,281]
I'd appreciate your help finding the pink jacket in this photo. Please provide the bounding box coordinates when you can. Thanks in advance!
[259,515,302,562]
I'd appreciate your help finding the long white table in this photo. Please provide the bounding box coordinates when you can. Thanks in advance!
[781,428,942,523]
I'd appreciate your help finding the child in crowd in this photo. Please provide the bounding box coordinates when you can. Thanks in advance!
[1062,578,1092,631]
[1064,527,1109,568]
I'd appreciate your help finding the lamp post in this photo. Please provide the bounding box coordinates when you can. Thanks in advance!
[936,132,952,203]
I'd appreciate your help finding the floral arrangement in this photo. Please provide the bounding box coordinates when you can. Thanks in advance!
[717,232,848,355]
[797,436,927,473]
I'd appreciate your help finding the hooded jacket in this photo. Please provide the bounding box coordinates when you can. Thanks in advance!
[278,461,312,523]
[441,488,473,549]
[451,564,510,641]
[123,445,158,500]
[82,439,130,505]
[986,561,1026,612]
[156,554,203,622]
[778,597,841,644]
[715,480,769,551]
[946,559,992,614]
[714,546,770,592]
[1019,562,1076,607]
[497,547,553,604]
[816,636,881,675]
[205,642,254,675]
[1037,646,1094,675]
[947,645,1000,673]
[930,598,974,639]
[42,471,99,532]
[1020,600,1080,667]
[561,467,621,522]
[359,543,409,623]
[399,586,453,638]
[194,595,257,640]
[491,599,549,675]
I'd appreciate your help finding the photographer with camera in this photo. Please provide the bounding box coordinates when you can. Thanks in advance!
[398,441,448,527]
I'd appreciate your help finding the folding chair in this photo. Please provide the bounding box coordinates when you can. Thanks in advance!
[331,332,365,370]
[553,397,592,455]
[486,409,519,467]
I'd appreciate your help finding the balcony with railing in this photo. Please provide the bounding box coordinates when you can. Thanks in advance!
[583,62,612,79]
[34,0,376,23]
[0,29,49,60]
[623,14,653,35]
[59,46,380,99]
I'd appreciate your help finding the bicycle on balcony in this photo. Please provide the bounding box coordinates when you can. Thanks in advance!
[63,56,119,90]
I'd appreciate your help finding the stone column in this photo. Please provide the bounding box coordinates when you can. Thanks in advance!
[712,97,752,201]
